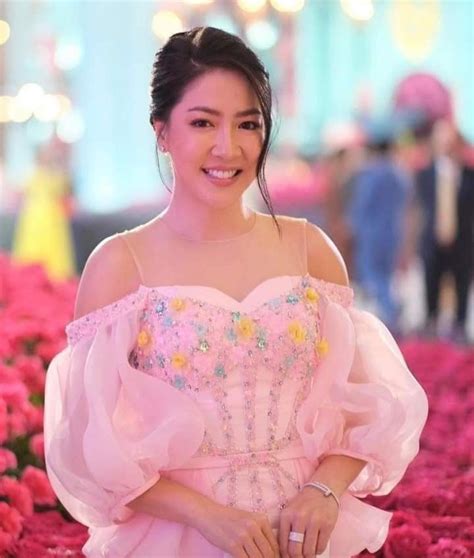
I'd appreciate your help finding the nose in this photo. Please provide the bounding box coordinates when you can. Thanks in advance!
[211,125,241,158]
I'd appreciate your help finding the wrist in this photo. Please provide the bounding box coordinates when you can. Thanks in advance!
[189,496,222,532]
[301,481,341,508]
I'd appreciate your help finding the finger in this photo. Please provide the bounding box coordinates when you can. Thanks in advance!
[278,515,291,558]
[253,527,275,558]
[303,526,319,557]
[261,522,279,556]
[287,520,305,558]
[315,529,329,556]
[243,536,263,558]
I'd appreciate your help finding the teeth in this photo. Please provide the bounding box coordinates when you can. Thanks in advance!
[205,169,238,179]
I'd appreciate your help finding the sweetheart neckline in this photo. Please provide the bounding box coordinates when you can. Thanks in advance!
[68,274,354,335]
[136,273,352,307]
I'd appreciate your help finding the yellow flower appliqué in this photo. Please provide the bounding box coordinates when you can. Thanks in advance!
[288,321,307,344]
[137,329,152,349]
[170,297,186,311]
[315,338,330,357]
[171,353,187,368]
[304,287,320,303]
[237,316,256,339]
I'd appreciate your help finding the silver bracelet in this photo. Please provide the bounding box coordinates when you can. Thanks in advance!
[301,481,341,508]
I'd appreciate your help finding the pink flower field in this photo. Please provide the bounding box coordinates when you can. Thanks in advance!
[0,252,472,557]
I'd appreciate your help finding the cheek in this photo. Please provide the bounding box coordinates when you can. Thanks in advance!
[244,135,264,161]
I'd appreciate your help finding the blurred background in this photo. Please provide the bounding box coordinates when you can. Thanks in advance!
[0,0,473,342]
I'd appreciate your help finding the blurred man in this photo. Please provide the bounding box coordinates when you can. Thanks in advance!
[415,119,474,343]
[349,136,410,334]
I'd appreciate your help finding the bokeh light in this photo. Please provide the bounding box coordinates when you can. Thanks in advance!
[57,109,85,143]
[55,40,83,71]
[152,10,184,42]
[237,0,267,14]
[182,0,214,4]
[10,97,34,123]
[270,0,305,13]
[340,0,374,23]
[17,83,45,112]
[245,20,278,50]
[0,96,14,123]
[0,20,10,45]
[34,94,62,122]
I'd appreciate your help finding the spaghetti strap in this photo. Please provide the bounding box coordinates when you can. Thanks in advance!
[301,218,309,275]
[117,232,145,285]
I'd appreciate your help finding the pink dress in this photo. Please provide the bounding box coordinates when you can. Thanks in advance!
[43,216,429,558]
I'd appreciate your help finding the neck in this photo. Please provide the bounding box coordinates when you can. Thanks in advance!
[158,199,257,242]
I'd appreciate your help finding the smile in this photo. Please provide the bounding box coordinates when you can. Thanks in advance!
[202,168,242,179]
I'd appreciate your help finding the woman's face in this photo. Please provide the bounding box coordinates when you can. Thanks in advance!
[155,68,264,208]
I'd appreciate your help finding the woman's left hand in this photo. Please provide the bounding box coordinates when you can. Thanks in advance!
[278,487,339,557]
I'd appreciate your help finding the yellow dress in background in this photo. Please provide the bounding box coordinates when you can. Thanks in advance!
[12,165,76,281]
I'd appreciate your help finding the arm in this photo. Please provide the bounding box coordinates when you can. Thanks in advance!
[126,476,219,531]
[304,222,368,493]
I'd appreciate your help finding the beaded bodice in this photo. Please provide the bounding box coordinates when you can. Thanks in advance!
[66,273,353,513]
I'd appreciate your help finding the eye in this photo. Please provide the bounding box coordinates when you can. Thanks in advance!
[190,119,212,128]
[240,121,262,131]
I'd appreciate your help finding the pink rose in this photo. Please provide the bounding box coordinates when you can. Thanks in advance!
[418,514,471,542]
[22,510,86,538]
[13,355,45,395]
[0,475,34,517]
[389,509,422,529]
[384,524,432,558]
[0,448,17,474]
[29,433,45,461]
[0,501,24,537]
[22,400,44,432]
[0,381,28,408]
[0,529,14,555]
[8,409,29,437]
[9,538,48,558]
[445,474,474,519]
[14,511,88,557]
[0,336,13,360]
[0,398,7,444]
[427,538,470,557]
[397,485,456,515]
[21,466,56,506]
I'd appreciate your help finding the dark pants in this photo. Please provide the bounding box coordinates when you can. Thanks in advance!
[423,245,472,328]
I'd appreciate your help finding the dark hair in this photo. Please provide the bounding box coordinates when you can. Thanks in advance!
[149,26,280,234]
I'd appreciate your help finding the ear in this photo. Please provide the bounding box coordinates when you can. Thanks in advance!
[153,120,167,142]
[153,120,168,152]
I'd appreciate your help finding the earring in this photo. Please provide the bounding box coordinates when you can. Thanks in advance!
[159,143,167,153]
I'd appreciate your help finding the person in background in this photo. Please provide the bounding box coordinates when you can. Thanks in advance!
[415,119,474,343]
[348,133,410,334]
[12,142,76,281]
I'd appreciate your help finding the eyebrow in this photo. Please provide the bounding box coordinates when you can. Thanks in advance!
[187,106,262,118]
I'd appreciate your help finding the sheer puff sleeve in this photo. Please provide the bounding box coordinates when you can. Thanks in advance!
[296,287,429,498]
[43,287,206,528]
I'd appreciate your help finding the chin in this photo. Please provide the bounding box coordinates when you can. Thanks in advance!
[196,184,252,208]
[197,191,245,209]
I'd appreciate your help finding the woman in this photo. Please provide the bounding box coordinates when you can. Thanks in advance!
[43,27,429,558]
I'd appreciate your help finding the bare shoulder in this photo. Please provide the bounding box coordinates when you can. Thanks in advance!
[305,221,349,287]
[74,233,141,320]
